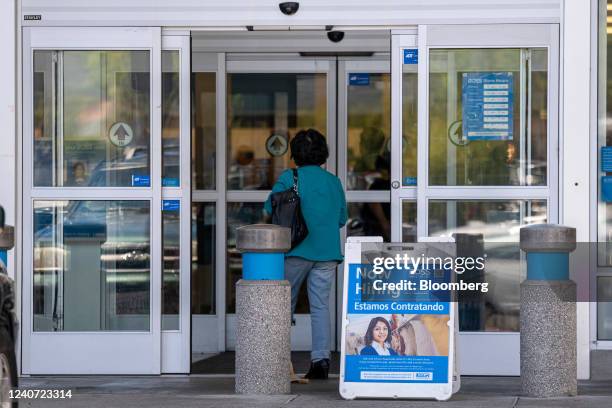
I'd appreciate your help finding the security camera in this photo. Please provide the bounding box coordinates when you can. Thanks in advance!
[279,2,299,16]
[327,31,345,43]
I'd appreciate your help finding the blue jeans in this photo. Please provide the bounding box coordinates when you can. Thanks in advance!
[284,256,338,361]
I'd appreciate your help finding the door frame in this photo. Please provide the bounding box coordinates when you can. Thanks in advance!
[161,34,191,374]
[21,26,163,374]
[222,55,338,351]
[390,24,560,375]
[336,56,392,350]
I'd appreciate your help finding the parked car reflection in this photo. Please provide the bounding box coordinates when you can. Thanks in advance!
[31,146,182,332]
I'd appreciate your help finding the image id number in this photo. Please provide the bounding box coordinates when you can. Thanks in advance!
[10,389,72,399]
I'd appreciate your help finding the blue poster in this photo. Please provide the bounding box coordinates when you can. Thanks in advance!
[343,263,450,384]
[162,177,180,187]
[462,72,514,141]
[403,49,418,65]
[602,176,612,202]
[349,73,370,86]
[602,147,612,173]
[131,174,150,187]
[162,200,180,212]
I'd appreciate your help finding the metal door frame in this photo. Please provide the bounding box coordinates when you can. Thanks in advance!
[336,56,391,349]
[390,24,560,375]
[222,55,338,351]
[21,26,163,374]
[161,34,191,374]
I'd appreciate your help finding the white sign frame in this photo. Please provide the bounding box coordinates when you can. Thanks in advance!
[339,237,457,401]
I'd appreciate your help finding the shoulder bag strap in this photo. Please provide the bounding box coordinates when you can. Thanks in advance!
[292,168,299,194]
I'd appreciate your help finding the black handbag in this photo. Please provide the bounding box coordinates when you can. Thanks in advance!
[270,168,309,249]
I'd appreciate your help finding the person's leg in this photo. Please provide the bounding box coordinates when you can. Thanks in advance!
[306,261,337,362]
[284,257,312,318]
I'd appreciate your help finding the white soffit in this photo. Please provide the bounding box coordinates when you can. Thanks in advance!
[21,0,561,27]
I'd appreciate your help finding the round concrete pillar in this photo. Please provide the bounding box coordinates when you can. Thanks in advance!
[519,224,577,397]
[235,224,292,395]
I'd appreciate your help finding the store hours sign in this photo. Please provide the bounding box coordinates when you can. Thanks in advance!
[461,72,514,141]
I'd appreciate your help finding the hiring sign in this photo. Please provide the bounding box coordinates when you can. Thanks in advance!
[339,238,459,401]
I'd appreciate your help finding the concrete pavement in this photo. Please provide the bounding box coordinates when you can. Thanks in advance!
[13,376,612,407]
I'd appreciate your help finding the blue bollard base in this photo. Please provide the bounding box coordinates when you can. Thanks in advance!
[242,252,284,280]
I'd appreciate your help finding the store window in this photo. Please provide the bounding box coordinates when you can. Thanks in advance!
[346,73,391,191]
[162,51,180,187]
[428,48,547,186]
[429,200,547,331]
[191,203,216,315]
[191,67,218,318]
[192,72,217,190]
[162,203,180,330]
[226,73,327,190]
[33,50,151,187]
[33,200,151,332]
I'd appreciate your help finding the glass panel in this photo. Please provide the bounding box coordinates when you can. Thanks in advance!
[598,277,612,340]
[162,203,180,330]
[33,200,150,331]
[428,200,547,332]
[162,51,180,187]
[401,201,417,242]
[428,48,548,186]
[227,73,327,190]
[347,202,391,242]
[346,73,391,190]
[402,67,418,186]
[192,72,217,190]
[33,51,151,187]
[191,202,216,314]
[226,202,266,313]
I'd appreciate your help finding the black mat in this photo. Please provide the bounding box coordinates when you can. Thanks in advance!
[191,351,341,375]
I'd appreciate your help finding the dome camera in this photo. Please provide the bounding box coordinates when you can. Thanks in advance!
[327,31,345,43]
[279,2,299,16]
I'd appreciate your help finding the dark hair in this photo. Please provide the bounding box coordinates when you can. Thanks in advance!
[364,317,391,346]
[290,128,329,167]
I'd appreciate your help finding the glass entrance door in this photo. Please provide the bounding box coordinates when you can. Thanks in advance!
[391,25,559,375]
[223,56,337,351]
[22,27,167,374]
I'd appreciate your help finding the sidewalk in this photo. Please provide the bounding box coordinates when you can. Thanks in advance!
[16,376,612,408]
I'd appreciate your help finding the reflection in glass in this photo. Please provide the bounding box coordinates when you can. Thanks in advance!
[162,205,180,330]
[428,200,547,332]
[598,277,612,340]
[428,49,547,186]
[401,201,417,243]
[191,203,216,314]
[226,202,266,313]
[33,200,150,331]
[347,202,391,242]
[402,70,418,186]
[33,50,151,187]
[192,72,216,190]
[346,73,391,190]
[162,51,180,187]
[227,73,327,190]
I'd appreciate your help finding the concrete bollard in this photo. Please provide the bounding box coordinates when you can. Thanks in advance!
[235,224,292,394]
[519,224,577,397]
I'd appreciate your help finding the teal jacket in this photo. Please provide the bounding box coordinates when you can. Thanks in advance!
[264,166,347,262]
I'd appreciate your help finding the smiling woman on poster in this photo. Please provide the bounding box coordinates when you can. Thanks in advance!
[360,317,398,356]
